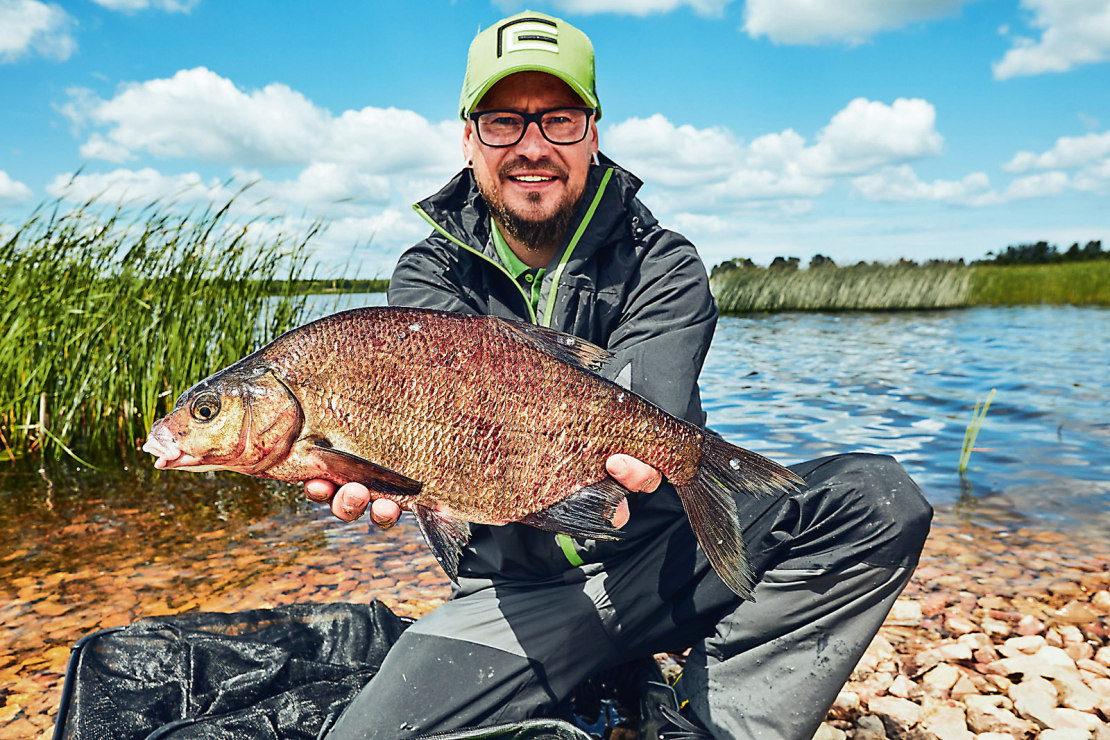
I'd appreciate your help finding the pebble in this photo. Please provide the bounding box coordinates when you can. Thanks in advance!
[1016,615,1046,637]
[6,503,1110,738]
[925,664,963,691]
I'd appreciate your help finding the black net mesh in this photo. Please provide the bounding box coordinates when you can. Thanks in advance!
[55,601,407,740]
[53,601,645,740]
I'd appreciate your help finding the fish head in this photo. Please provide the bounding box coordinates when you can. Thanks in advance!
[143,365,303,475]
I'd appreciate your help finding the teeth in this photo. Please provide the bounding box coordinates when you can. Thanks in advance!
[513,175,553,182]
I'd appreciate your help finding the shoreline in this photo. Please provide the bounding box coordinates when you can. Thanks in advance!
[1,508,1108,738]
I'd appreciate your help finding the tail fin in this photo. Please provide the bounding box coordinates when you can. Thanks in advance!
[674,435,805,600]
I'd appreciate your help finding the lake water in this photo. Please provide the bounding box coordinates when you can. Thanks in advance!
[2,299,1106,718]
[307,296,1110,535]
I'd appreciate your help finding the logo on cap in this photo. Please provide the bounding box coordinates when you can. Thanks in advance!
[497,17,558,56]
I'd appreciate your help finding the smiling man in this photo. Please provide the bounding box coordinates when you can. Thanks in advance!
[310,11,932,740]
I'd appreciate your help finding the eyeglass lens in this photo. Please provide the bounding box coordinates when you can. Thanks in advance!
[475,109,589,146]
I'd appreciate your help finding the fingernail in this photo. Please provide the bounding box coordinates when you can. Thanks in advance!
[608,457,627,475]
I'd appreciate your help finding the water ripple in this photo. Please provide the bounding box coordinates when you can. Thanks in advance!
[701,306,1110,534]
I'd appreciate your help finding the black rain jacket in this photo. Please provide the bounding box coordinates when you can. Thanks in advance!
[388,154,719,584]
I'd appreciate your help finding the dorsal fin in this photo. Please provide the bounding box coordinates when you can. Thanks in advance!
[492,317,612,373]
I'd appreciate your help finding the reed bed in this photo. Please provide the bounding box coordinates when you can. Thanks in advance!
[969,260,1110,306]
[712,261,1110,313]
[711,263,974,313]
[0,198,318,464]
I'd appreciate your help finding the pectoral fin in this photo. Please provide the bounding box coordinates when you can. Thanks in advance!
[412,504,471,582]
[520,477,627,541]
[311,442,423,497]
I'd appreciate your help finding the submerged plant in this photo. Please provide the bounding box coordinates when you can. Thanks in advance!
[0,195,319,464]
[958,388,995,473]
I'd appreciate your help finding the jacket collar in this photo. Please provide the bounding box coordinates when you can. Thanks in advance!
[414,152,644,268]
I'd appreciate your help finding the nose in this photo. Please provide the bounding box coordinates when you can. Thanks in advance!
[514,118,551,158]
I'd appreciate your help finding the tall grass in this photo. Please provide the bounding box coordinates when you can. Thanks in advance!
[711,263,973,313]
[0,197,318,464]
[969,261,1110,306]
[711,262,1110,314]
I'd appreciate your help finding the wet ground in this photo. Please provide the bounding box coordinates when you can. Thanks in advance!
[1,466,1108,738]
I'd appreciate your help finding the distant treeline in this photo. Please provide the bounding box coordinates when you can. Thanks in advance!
[976,240,1105,266]
[709,244,1110,313]
[276,278,389,295]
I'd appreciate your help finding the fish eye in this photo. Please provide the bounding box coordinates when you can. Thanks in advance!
[190,393,221,423]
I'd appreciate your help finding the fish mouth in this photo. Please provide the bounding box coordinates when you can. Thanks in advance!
[142,427,209,470]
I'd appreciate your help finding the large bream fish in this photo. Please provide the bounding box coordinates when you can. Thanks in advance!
[143,307,802,598]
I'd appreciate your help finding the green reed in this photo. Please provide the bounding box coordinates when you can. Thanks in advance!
[711,261,1110,314]
[958,388,995,474]
[969,261,1110,306]
[711,263,973,313]
[0,197,318,463]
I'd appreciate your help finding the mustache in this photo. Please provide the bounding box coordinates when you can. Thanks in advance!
[499,158,568,180]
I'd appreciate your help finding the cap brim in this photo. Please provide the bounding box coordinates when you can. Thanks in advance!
[462,66,600,121]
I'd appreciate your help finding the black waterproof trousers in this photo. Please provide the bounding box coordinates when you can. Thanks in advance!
[325,453,933,740]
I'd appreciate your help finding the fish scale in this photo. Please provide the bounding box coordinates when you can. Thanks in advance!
[143,306,804,599]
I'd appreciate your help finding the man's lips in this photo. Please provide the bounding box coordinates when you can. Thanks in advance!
[502,165,565,190]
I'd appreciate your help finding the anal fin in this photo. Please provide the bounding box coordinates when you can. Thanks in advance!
[521,477,627,541]
[412,504,471,583]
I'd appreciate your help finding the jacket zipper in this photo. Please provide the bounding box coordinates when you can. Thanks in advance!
[411,204,537,324]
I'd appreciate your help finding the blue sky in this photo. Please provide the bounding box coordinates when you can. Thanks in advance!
[2,0,1108,277]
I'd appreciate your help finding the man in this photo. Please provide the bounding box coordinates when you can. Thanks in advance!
[307,11,932,740]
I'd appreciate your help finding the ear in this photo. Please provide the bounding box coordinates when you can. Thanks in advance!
[588,117,599,158]
[462,120,478,167]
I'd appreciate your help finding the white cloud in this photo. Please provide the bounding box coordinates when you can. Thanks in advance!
[743,0,971,45]
[993,0,1110,79]
[496,0,731,16]
[805,97,944,174]
[1003,130,1110,171]
[0,0,76,63]
[45,168,233,205]
[65,67,463,174]
[40,167,435,277]
[90,0,200,12]
[1001,129,1110,193]
[0,170,33,203]
[852,165,992,204]
[604,98,943,210]
[853,165,1076,205]
[1002,171,1070,199]
[229,164,393,212]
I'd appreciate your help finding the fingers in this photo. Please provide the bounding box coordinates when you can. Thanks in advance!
[305,479,402,528]
[611,498,630,530]
[606,454,662,493]
[369,498,402,530]
[304,479,337,502]
[330,482,371,523]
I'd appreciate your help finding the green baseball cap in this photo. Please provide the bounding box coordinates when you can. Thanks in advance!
[459,10,601,121]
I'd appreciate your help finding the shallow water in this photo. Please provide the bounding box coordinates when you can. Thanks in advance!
[699,306,1110,534]
[1,300,1107,730]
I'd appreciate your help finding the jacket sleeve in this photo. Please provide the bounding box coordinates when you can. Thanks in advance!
[602,228,718,425]
[387,236,481,316]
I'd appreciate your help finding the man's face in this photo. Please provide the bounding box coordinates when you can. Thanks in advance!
[463,71,599,250]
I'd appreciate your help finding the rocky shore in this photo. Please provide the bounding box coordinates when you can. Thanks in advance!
[2,501,1108,739]
[815,520,1110,740]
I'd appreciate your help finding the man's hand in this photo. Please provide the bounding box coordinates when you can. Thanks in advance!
[304,480,401,529]
[303,454,661,531]
[605,454,662,528]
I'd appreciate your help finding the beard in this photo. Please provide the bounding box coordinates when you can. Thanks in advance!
[477,158,585,254]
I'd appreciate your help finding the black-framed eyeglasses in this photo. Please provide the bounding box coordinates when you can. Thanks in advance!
[469,107,595,147]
